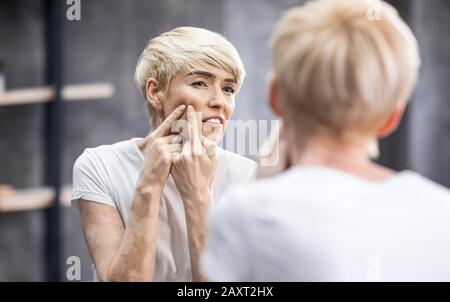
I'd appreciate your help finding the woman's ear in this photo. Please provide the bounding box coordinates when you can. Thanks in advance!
[377,104,406,138]
[268,71,283,118]
[145,78,163,112]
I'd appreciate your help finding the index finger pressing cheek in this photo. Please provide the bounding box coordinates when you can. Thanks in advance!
[153,104,186,137]
[186,105,202,155]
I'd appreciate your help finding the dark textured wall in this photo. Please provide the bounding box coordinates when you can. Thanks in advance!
[377,0,450,187]
[0,0,448,281]
[0,0,46,281]
[408,0,450,185]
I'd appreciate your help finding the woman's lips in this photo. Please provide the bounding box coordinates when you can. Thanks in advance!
[202,117,224,140]
[202,117,224,129]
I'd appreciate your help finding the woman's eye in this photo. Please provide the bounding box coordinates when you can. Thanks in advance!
[192,81,207,87]
[223,86,235,94]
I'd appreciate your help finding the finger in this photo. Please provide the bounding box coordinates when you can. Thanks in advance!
[162,143,183,153]
[186,105,202,155]
[143,114,163,144]
[153,104,186,137]
[171,119,189,137]
[157,134,183,145]
[171,134,183,144]
[154,134,181,147]
[171,151,182,162]
[182,127,193,156]
[201,136,217,159]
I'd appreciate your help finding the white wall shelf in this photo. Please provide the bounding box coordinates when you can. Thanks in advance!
[0,184,73,212]
[0,83,115,106]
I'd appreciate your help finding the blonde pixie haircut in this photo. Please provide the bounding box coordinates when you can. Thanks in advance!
[135,27,246,123]
[270,0,420,140]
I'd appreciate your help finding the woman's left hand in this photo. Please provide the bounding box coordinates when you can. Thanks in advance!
[170,105,216,282]
[171,105,217,207]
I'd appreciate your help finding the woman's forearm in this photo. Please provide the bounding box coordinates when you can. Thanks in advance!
[106,182,162,281]
[183,194,212,282]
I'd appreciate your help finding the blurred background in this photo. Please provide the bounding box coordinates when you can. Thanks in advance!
[0,0,448,281]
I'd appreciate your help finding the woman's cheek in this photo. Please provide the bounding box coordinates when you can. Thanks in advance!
[225,99,235,119]
[186,92,209,112]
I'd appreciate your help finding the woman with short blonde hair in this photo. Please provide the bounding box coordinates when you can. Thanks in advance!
[72,27,256,281]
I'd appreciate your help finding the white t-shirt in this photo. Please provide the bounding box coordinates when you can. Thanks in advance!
[71,137,257,281]
[202,165,450,282]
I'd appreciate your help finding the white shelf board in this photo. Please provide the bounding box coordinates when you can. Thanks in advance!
[0,184,74,212]
[0,83,115,106]
[0,186,54,212]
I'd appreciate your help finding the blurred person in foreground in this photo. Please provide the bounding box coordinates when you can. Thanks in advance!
[71,27,257,281]
[202,0,450,281]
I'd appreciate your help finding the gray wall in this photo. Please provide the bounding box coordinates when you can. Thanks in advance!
[0,0,46,282]
[408,0,450,185]
[0,0,448,281]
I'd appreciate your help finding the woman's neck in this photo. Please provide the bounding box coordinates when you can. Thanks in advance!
[289,135,394,181]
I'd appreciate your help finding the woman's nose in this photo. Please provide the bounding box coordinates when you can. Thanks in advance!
[208,87,227,109]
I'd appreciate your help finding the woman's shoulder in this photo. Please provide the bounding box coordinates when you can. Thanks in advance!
[75,138,142,168]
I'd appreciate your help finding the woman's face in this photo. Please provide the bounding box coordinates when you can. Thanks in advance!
[159,63,238,142]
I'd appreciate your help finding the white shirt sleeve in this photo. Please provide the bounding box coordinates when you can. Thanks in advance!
[201,187,252,281]
[71,149,117,209]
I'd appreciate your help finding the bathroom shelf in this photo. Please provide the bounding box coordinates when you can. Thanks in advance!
[0,184,73,212]
[0,187,54,212]
[0,83,115,106]
[0,0,115,281]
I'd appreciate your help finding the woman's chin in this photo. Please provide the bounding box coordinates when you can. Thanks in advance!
[202,129,223,142]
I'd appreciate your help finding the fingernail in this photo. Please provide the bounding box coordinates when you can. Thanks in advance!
[187,105,193,112]
[179,104,186,110]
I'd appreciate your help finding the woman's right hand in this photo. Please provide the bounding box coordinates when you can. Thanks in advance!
[138,104,186,189]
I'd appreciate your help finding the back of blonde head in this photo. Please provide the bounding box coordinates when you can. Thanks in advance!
[270,0,420,139]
